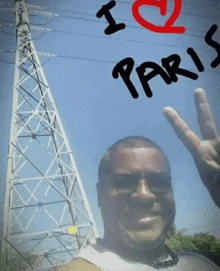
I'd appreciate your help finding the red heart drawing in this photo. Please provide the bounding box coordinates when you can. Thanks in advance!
[132,0,186,33]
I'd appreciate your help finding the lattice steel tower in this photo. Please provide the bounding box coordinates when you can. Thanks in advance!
[1,0,98,270]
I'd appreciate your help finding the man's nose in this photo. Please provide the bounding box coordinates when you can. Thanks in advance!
[131,179,156,201]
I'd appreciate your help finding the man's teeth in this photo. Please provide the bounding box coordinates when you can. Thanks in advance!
[138,216,157,222]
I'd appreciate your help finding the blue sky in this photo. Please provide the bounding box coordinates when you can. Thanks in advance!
[0,0,220,239]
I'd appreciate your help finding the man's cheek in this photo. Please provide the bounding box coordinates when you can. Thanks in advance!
[107,189,124,202]
[162,193,175,210]
[104,197,120,218]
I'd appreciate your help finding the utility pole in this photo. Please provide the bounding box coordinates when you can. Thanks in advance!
[1,0,98,270]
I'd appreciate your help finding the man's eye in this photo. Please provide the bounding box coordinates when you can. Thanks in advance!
[149,177,171,191]
[112,174,172,191]
[114,176,136,189]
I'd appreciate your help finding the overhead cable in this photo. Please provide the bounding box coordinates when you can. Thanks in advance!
[51,29,208,52]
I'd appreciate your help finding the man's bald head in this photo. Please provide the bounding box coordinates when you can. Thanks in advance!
[98,136,171,185]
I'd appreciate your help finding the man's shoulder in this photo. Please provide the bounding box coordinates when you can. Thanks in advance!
[57,246,220,271]
[177,251,220,270]
[57,257,102,271]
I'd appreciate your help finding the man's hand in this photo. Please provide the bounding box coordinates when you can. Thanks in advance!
[164,88,220,208]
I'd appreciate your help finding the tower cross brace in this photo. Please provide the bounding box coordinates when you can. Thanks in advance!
[1,0,98,269]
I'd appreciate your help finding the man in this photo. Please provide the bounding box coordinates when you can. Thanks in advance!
[58,88,220,270]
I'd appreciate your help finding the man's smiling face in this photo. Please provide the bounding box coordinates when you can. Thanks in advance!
[98,147,176,249]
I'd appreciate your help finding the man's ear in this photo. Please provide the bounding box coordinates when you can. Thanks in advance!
[96,182,102,208]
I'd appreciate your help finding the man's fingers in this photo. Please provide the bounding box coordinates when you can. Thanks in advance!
[163,106,200,153]
[194,88,218,140]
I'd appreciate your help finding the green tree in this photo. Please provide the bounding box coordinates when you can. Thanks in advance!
[191,233,220,252]
[166,230,220,267]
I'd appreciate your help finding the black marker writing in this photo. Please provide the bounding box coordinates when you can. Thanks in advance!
[96,1,126,35]
[112,57,138,99]
[205,24,220,68]
[161,54,198,82]
[136,62,171,98]
[112,24,220,99]
[187,48,204,72]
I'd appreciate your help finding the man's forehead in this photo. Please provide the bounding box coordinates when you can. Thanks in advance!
[109,147,170,173]
[110,147,164,159]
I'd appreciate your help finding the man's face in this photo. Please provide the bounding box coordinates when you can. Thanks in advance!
[98,147,175,249]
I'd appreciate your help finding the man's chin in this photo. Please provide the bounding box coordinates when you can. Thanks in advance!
[118,222,166,250]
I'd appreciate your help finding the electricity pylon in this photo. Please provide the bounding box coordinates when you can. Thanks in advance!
[1,0,98,270]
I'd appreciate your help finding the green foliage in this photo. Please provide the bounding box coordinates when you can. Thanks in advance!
[166,230,220,267]
[192,234,220,252]
[166,230,220,253]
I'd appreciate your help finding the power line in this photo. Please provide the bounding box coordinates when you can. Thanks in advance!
[31,32,46,40]
[0,16,14,23]
[58,14,100,23]
[0,4,214,44]
[0,10,218,69]
[55,14,217,40]
[49,7,211,35]
[55,54,220,76]
[28,15,54,25]
[56,54,115,64]
[51,29,208,52]
[50,3,220,22]
[116,0,220,21]
[45,4,220,42]
[1,49,219,74]
[0,28,45,40]
[0,29,15,35]
[0,49,15,53]
[1,14,212,41]
[0,27,214,61]
[0,56,14,64]
[2,13,216,47]
[0,3,212,42]
[0,2,219,35]
[1,37,218,75]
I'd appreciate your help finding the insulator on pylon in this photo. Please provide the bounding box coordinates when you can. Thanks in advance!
[0,7,15,13]
[28,9,58,17]
[37,51,57,57]
[30,25,52,32]
[28,4,46,10]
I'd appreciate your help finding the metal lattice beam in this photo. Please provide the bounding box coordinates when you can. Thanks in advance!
[1,1,99,270]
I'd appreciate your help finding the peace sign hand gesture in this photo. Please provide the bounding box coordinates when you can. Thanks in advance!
[164,88,220,208]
